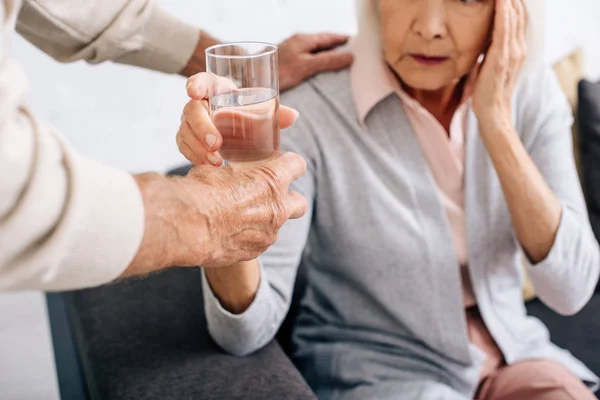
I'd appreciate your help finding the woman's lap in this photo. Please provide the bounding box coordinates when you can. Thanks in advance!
[307,308,595,399]
[328,360,595,400]
[476,359,596,400]
[467,306,596,399]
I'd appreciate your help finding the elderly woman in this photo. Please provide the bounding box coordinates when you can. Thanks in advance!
[179,0,600,398]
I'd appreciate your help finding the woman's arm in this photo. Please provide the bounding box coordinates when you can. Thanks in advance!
[204,260,261,315]
[475,0,561,263]
[201,165,314,355]
[479,72,599,315]
[474,0,599,315]
[201,86,319,354]
[479,120,561,263]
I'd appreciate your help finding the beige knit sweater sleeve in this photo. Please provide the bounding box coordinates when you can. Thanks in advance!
[0,0,200,291]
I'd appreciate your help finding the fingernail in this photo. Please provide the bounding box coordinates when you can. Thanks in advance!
[205,134,217,149]
[186,81,193,91]
[292,110,300,120]
[207,152,221,165]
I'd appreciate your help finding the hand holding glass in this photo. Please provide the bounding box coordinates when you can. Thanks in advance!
[205,42,280,164]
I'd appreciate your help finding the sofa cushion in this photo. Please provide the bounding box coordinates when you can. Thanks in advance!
[527,293,600,391]
[66,268,315,400]
[579,79,600,246]
[554,48,585,180]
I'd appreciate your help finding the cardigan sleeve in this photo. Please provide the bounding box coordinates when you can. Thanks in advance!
[518,66,600,316]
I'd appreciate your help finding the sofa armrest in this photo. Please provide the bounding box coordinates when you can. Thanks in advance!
[66,268,315,399]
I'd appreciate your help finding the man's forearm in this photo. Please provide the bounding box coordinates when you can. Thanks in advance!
[179,31,221,78]
[123,173,178,277]
[123,172,210,278]
[18,2,200,74]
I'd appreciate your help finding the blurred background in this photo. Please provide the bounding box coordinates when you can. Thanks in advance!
[1,1,600,399]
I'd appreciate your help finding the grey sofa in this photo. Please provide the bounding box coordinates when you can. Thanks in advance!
[48,78,600,399]
[48,267,314,400]
[46,241,600,400]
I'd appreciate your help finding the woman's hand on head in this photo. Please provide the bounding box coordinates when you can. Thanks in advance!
[472,0,527,131]
[177,72,300,166]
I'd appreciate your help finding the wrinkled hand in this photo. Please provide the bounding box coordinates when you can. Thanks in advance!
[176,153,307,268]
[472,0,527,130]
[180,32,353,92]
[277,33,354,91]
[178,72,300,166]
[129,153,308,274]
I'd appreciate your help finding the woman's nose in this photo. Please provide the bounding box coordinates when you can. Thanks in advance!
[412,1,448,40]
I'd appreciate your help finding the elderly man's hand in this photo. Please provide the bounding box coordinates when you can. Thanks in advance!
[126,152,307,276]
[277,33,354,91]
[180,32,353,92]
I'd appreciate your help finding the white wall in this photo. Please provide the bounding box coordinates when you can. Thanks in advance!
[544,0,600,80]
[11,0,357,174]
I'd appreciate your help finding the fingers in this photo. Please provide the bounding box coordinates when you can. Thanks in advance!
[285,190,308,220]
[278,33,354,91]
[279,106,300,130]
[310,50,354,74]
[179,100,223,166]
[177,135,204,166]
[183,100,222,150]
[300,33,350,52]
[513,0,527,53]
[181,72,237,166]
[507,0,516,61]
[179,119,223,166]
[185,72,238,101]
[185,72,219,100]
[493,0,510,58]
[507,0,526,86]
[266,152,307,188]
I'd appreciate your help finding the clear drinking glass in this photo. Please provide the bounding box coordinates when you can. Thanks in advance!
[205,42,279,164]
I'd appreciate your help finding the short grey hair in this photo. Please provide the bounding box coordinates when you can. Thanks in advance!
[355,0,544,78]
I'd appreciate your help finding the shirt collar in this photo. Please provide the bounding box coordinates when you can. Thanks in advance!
[349,34,400,123]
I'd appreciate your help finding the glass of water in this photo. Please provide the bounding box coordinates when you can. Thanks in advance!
[205,42,279,164]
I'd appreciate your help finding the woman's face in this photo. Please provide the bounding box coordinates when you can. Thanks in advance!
[379,0,495,91]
